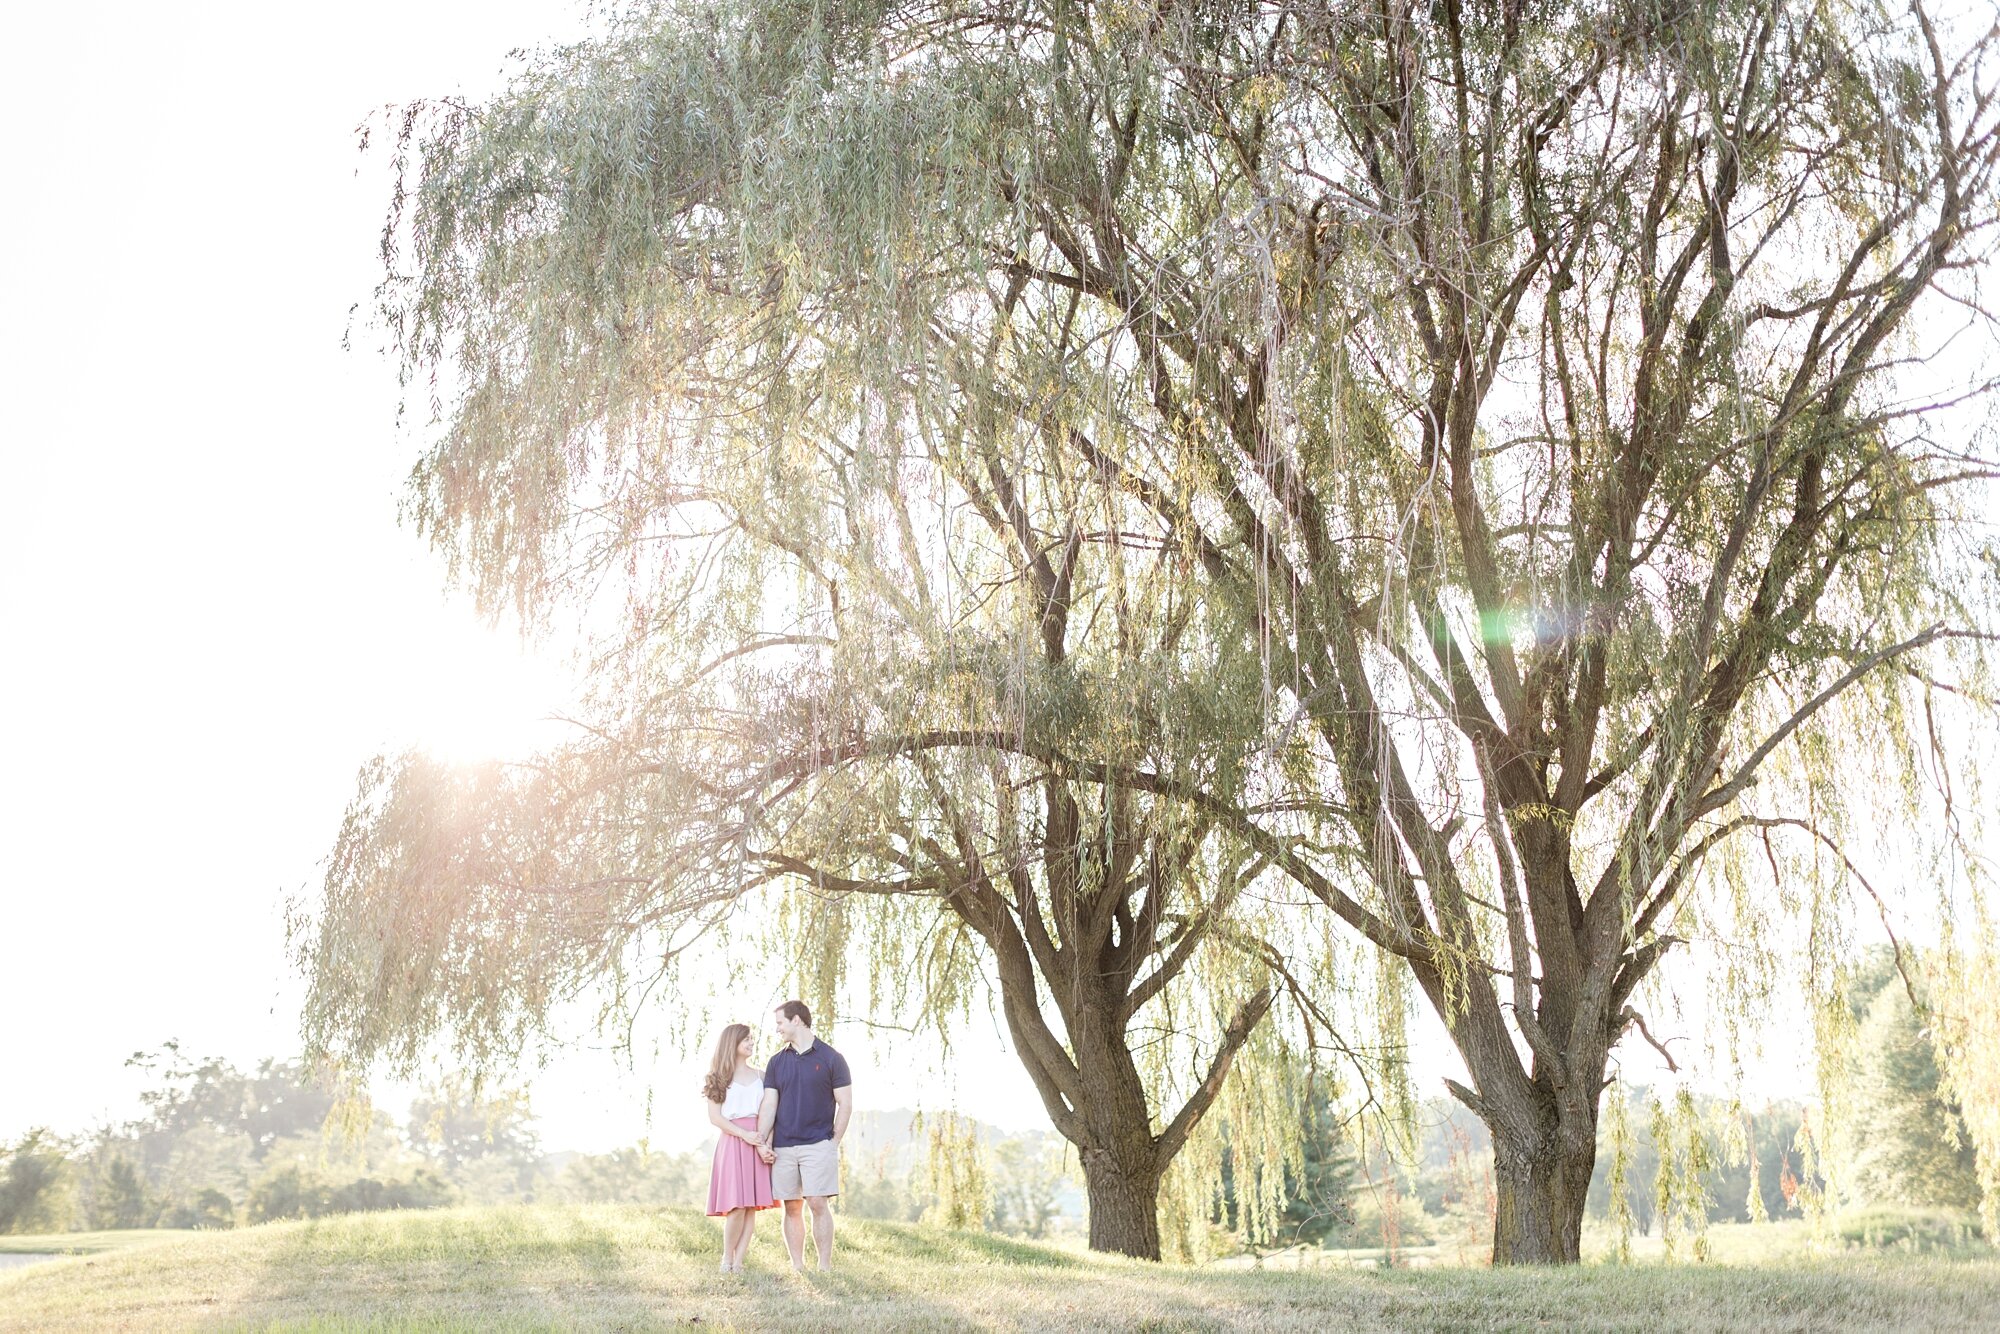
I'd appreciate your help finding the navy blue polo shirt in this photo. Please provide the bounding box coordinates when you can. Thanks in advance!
[763,1037,851,1148]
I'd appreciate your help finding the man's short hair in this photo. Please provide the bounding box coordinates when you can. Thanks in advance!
[776,999,812,1027]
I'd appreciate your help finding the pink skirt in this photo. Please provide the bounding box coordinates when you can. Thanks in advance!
[707,1116,777,1215]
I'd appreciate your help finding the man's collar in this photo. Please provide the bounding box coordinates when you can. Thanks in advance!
[789,1031,817,1056]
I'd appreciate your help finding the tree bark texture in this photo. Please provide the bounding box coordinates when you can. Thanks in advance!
[1489,1117,1598,1265]
[1079,1146,1164,1259]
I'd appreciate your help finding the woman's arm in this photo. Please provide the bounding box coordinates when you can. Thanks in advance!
[755,1088,779,1163]
[707,1101,761,1142]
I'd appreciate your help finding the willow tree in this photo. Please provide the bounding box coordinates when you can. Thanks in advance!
[310,46,1338,1247]
[307,437,1304,1256]
[307,0,2000,1265]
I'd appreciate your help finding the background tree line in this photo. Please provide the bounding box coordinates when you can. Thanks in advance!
[2,964,1980,1250]
[0,1048,1075,1240]
[3,1048,600,1234]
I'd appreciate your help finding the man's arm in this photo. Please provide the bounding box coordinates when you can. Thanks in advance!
[756,1087,778,1144]
[831,1085,852,1144]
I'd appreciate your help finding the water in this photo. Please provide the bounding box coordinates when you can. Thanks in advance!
[0,1253,63,1271]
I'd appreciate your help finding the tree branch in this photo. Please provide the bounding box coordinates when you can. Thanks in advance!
[1152,985,1273,1172]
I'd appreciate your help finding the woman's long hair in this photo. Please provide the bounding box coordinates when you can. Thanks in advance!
[702,1023,751,1104]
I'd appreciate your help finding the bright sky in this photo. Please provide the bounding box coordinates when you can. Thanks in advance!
[0,1,1975,1158]
[0,0,1066,1152]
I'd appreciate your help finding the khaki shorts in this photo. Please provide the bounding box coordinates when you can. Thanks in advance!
[771,1138,840,1200]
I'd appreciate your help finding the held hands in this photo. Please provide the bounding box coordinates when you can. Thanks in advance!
[757,1145,777,1165]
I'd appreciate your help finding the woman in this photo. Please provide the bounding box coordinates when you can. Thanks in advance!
[703,1022,776,1271]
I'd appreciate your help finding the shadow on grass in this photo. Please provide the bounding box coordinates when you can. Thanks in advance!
[209,1204,1103,1331]
[28,1207,2000,1332]
[840,1218,1085,1269]
[217,1207,644,1331]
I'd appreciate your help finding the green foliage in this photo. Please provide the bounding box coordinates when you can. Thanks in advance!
[1603,1076,1637,1259]
[817,1117,1071,1235]
[72,1045,352,1231]
[840,1170,923,1224]
[1345,1177,1436,1254]
[5,1049,599,1234]
[159,1188,236,1231]
[1653,1090,1719,1262]
[1929,930,2000,1238]
[0,1130,73,1235]
[1275,1114,1357,1250]
[125,1044,340,1162]
[917,1112,989,1232]
[1588,1084,1809,1237]
[405,1077,541,1204]
[986,1136,1071,1239]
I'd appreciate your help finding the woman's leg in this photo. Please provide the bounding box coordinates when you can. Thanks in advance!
[720,1208,745,1270]
[731,1208,757,1268]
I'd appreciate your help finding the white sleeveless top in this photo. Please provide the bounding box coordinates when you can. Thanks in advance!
[719,1073,764,1119]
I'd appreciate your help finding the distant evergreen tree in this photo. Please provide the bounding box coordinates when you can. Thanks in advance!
[93,1157,154,1230]
[1278,1099,1358,1247]
[1840,972,1981,1211]
[1217,1096,1356,1248]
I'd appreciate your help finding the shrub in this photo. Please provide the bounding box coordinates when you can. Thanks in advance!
[246,1165,456,1223]
[160,1188,236,1230]
[1834,1206,1988,1254]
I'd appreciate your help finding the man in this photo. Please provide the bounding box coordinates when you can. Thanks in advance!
[755,999,852,1272]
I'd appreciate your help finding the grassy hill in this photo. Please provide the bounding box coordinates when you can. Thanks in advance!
[0,1231,190,1257]
[3,1204,1999,1332]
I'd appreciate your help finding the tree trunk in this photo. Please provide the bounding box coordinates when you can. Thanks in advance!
[1489,1121,1596,1264]
[1079,1147,1163,1259]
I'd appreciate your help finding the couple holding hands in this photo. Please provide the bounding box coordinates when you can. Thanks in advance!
[702,1000,853,1273]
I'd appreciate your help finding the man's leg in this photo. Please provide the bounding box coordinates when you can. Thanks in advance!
[806,1195,834,1271]
[781,1198,808,1271]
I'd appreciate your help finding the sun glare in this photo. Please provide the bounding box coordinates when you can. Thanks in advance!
[402,618,579,765]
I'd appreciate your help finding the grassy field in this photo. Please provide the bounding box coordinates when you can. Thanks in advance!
[3,1204,1998,1332]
